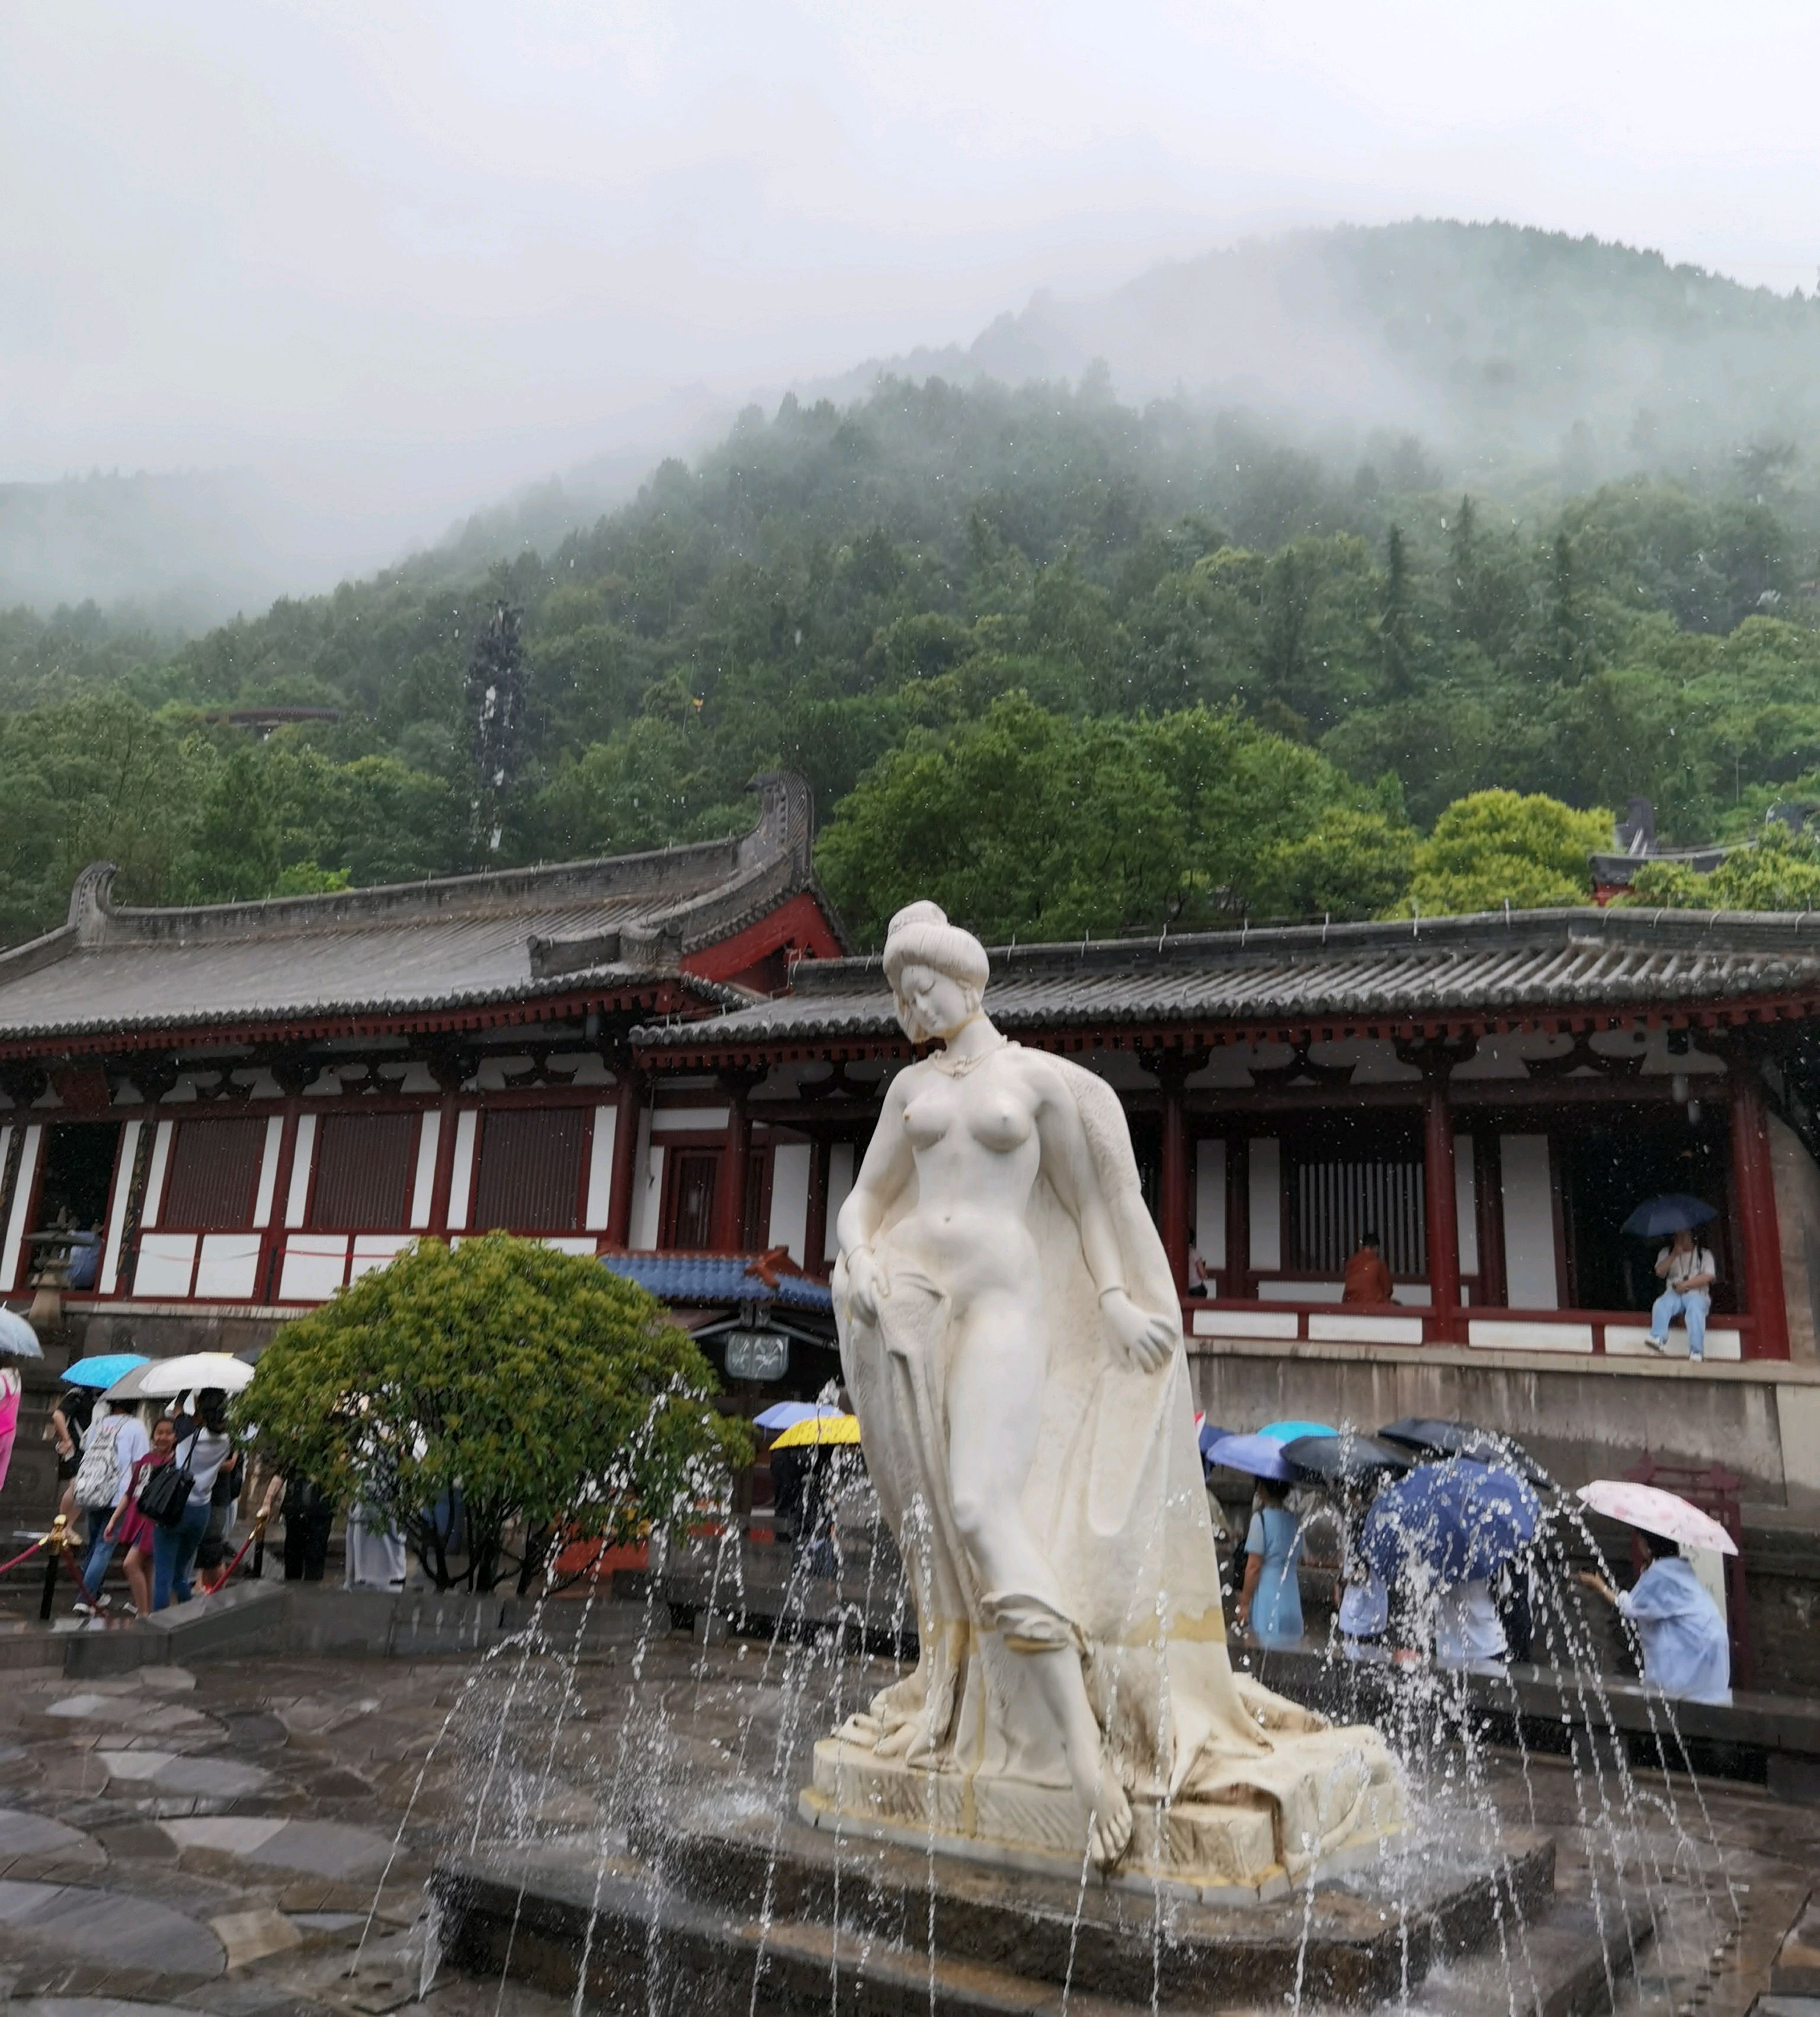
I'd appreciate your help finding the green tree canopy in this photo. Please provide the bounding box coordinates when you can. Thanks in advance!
[815,692,1417,944]
[235,1233,751,1594]
[1398,789,1611,917]
[1626,820,1820,913]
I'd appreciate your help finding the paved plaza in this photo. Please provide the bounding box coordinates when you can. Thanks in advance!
[0,1622,1809,2014]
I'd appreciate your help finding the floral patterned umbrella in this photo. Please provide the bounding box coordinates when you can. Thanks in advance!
[1576,1480,1737,1555]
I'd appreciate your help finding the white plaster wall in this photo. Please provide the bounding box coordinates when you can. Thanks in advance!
[768,1142,812,1264]
[1194,1141,1225,1269]
[1249,1138,1281,1272]
[1454,1134,1479,1277]
[1500,1134,1559,1309]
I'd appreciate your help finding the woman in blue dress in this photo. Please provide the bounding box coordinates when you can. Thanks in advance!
[1236,1478,1305,1647]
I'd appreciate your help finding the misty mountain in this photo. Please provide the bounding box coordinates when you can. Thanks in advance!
[831,220,1820,485]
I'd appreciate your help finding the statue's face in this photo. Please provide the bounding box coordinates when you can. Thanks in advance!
[894,962,972,1043]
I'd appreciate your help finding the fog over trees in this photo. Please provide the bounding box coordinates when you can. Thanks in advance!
[2,218,1818,947]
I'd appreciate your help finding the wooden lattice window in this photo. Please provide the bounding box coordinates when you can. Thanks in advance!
[310,1112,418,1230]
[471,1108,586,1233]
[161,1118,266,1230]
[1287,1154,1426,1278]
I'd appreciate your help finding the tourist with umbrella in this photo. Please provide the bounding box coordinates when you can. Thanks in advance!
[1361,1459,1542,1670]
[1575,1481,1733,1704]
[1209,1433,1305,1648]
[1623,1195,1719,1361]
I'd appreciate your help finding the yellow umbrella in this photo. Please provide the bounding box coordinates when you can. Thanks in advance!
[768,1412,861,1449]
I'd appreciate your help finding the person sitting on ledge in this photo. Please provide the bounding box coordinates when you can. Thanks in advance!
[1643,1226,1716,1361]
[1342,1230,1393,1304]
[1579,1532,1731,1705]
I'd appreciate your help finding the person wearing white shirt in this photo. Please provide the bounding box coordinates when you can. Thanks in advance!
[1644,1228,1716,1360]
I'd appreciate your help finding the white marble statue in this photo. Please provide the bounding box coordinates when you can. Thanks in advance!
[806,901,1401,1891]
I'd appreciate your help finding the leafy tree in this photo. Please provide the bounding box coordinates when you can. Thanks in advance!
[182,741,281,902]
[236,1233,751,1594]
[1253,805,1416,920]
[816,693,1399,944]
[1627,820,1820,912]
[1397,790,1611,916]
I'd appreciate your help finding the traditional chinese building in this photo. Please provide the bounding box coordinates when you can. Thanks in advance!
[2,773,1819,1509]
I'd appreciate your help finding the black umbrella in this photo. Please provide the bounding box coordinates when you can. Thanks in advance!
[1283,1432,1412,1483]
[1379,1417,1549,1485]
[1620,1193,1718,1238]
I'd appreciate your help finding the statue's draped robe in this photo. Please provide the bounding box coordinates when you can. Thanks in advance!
[834,1049,1387,1872]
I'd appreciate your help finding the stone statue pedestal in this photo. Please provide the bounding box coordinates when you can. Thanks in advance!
[800,1730,1406,1903]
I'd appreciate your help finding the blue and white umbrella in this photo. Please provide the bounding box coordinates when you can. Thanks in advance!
[1361,1459,1541,1591]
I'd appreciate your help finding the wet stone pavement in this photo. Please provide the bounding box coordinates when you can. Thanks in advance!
[0,1627,1810,2015]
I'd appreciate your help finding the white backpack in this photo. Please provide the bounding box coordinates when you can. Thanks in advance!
[73,1413,126,1509]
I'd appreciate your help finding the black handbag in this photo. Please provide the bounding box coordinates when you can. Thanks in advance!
[138,1432,200,1530]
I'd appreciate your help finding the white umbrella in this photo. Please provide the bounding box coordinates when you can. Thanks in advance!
[1576,1480,1738,1556]
[137,1352,255,1398]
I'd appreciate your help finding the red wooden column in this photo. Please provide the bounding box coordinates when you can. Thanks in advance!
[605,1066,644,1249]
[1729,1062,1790,1360]
[803,1136,830,1280]
[714,1071,757,1252]
[1424,1082,1462,1340]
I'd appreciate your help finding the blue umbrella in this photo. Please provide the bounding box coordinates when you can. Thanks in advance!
[63,1353,149,1391]
[1361,1459,1541,1590]
[1259,1418,1337,1443]
[1197,1420,1234,1464]
[1207,1432,1295,1483]
[755,1401,839,1432]
[1620,1193,1717,1238]
[0,1311,41,1359]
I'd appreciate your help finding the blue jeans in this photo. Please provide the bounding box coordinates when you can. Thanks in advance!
[1651,1287,1709,1359]
[151,1498,210,1610]
[81,1525,117,1600]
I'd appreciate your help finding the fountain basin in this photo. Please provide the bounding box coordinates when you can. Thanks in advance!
[434,1806,1607,2013]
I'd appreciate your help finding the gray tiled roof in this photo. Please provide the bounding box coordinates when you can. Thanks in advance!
[0,773,818,1045]
[634,906,1820,1052]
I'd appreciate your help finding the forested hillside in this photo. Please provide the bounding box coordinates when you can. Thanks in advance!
[2,367,1818,949]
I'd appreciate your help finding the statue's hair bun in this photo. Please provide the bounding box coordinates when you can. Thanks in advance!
[883,900,990,992]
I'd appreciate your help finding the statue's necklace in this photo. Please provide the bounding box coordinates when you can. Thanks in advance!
[932,1032,1008,1077]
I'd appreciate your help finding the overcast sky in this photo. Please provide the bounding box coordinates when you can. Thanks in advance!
[6,0,1819,523]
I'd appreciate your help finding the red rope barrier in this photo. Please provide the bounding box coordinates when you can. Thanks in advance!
[198,1514,267,1597]
[0,1518,65,1579]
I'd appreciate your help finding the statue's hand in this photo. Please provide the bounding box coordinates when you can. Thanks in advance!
[846,1247,889,1326]
[1103,1288,1177,1372]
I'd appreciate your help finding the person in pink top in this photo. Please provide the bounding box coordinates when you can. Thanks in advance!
[104,1416,177,1618]
[0,1365,20,1496]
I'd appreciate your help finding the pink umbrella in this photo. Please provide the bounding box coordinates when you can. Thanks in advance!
[1577,1480,1738,1556]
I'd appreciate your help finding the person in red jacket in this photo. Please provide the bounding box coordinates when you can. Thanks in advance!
[1342,1231,1394,1304]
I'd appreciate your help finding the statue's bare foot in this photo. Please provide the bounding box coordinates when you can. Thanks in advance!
[874,1710,939,1761]
[1087,1766,1133,1869]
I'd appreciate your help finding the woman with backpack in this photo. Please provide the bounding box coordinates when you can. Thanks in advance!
[145,1390,238,1611]
[72,1398,149,1611]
